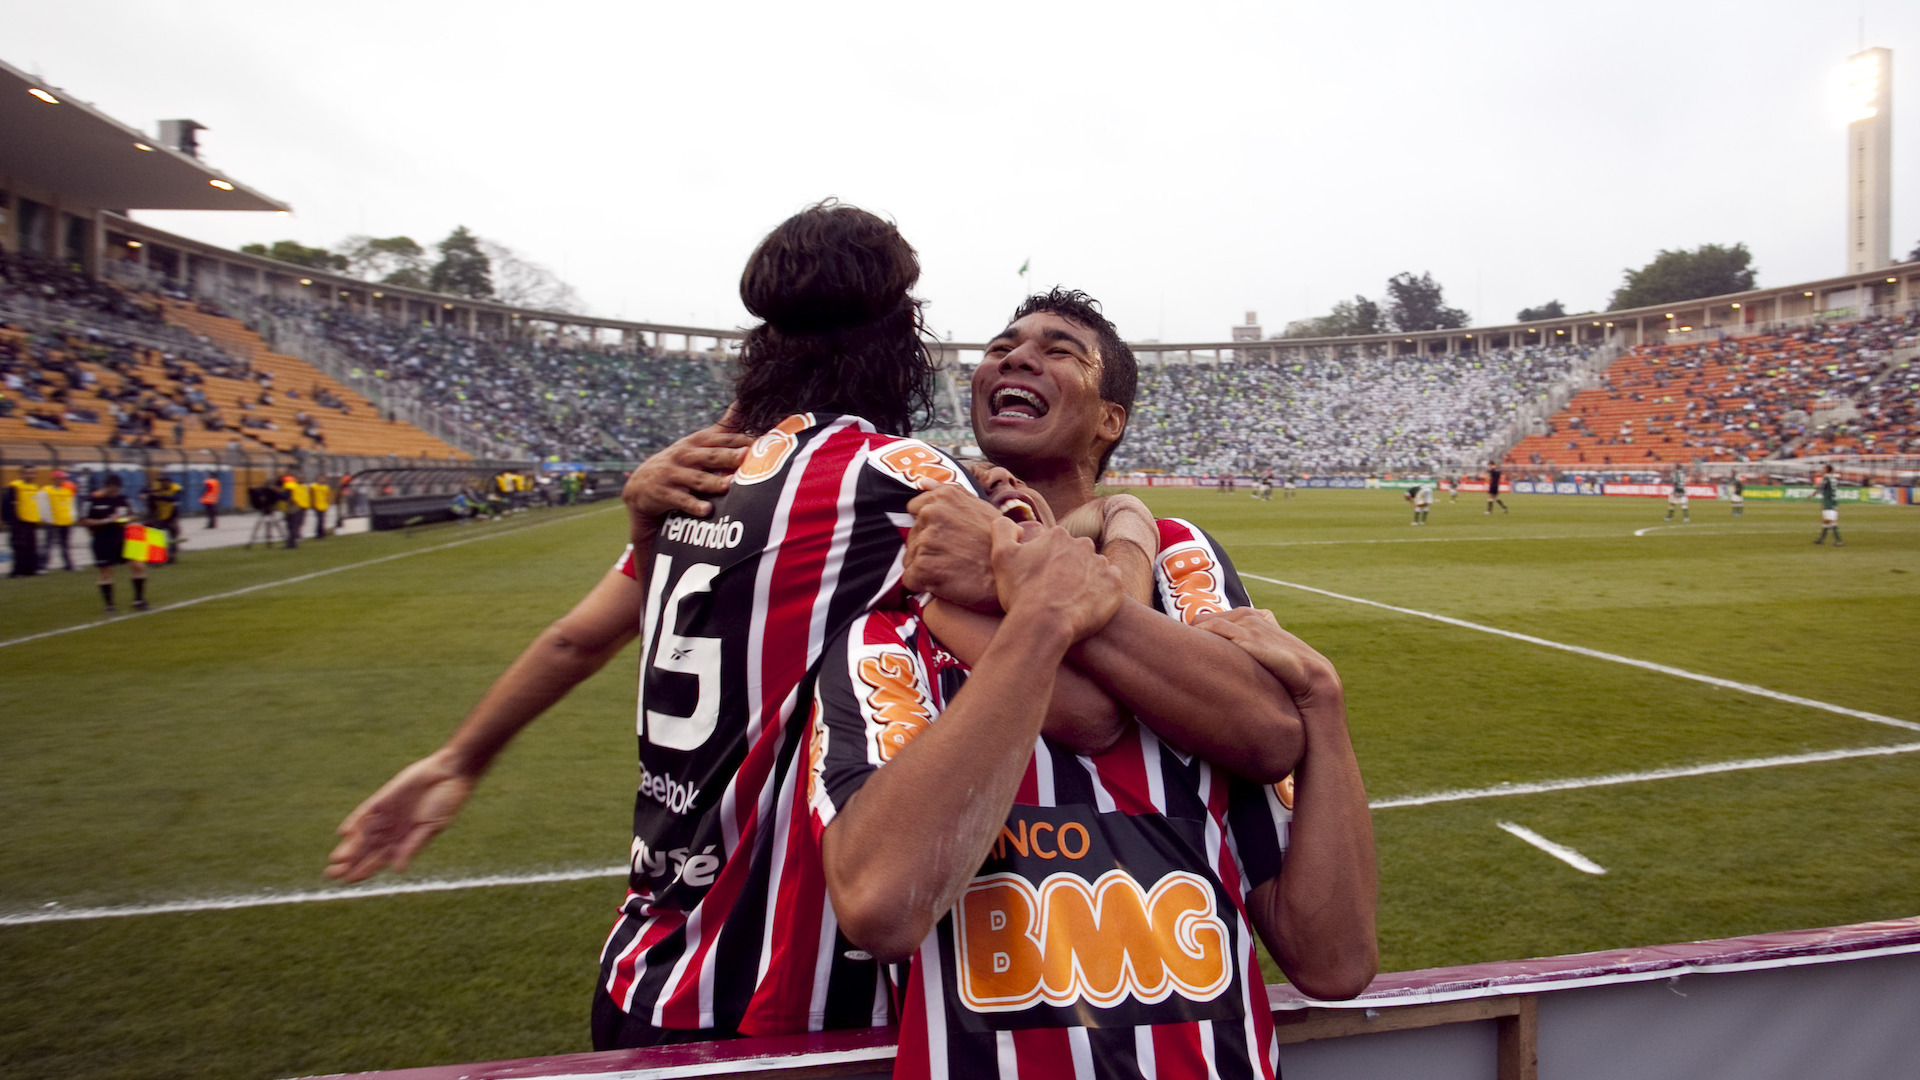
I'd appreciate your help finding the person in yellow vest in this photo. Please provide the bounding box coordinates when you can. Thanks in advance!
[44,469,79,572]
[281,475,311,550]
[145,474,185,563]
[310,477,332,540]
[5,463,46,577]
[200,475,223,529]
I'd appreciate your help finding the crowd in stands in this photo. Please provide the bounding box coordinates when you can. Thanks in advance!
[274,305,732,461]
[0,318,274,451]
[0,249,166,326]
[1515,312,1920,467]
[1105,344,1589,475]
[8,247,1917,473]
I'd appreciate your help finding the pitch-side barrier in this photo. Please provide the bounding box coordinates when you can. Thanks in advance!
[310,917,1920,1080]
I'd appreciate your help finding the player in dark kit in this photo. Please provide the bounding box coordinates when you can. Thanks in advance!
[79,475,147,613]
[1484,461,1508,514]
[330,202,971,1048]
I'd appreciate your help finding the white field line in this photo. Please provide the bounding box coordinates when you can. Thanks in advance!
[0,865,629,926]
[1239,534,1574,548]
[0,507,613,652]
[1238,573,1920,734]
[1497,822,1608,874]
[1372,741,1920,809]
[13,742,1920,927]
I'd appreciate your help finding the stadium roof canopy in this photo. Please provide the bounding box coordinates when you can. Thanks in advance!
[0,57,288,213]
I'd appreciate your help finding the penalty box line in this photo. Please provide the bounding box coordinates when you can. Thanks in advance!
[11,741,1920,926]
[0,506,617,653]
[1238,573,1920,734]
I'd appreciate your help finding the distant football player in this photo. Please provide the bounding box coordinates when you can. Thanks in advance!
[1405,480,1434,524]
[1664,465,1691,523]
[1813,466,1844,546]
[1255,466,1275,500]
[1729,476,1745,518]
[1484,461,1509,514]
[79,474,146,613]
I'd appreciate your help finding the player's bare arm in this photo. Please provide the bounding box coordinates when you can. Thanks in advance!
[326,563,644,882]
[912,477,1145,754]
[905,486,1304,780]
[1198,606,1377,1001]
[824,519,1123,961]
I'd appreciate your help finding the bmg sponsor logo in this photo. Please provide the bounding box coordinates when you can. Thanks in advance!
[1157,541,1226,624]
[956,869,1231,1012]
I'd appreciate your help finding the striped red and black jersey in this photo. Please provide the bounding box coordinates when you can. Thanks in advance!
[599,412,975,1037]
[807,518,1292,1080]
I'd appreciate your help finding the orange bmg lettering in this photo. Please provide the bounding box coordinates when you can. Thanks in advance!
[956,870,1230,1012]
[1158,544,1225,622]
[875,442,958,490]
[856,652,931,762]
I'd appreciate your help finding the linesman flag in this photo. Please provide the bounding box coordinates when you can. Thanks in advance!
[1018,257,1029,278]
[122,524,170,564]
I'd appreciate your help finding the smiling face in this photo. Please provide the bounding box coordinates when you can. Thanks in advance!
[971,311,1125,480]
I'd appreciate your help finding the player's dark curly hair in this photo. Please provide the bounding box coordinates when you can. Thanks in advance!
[1007,287,1138,476]
[730,200,937,437]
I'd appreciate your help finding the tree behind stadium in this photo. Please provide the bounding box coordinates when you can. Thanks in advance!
[429,226,494,299]
[239,240,348,272]
[1384,271,1468,331]
[1608,243,1756,310]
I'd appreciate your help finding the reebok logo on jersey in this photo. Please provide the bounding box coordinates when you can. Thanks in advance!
[638,764,703,814]
[663,513,745,550]
[956,869,1231,1013]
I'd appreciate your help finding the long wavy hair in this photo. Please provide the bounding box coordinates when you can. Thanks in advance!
[730,200,937,437]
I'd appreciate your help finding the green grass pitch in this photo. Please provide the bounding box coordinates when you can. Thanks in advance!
[1,491,1915,1079]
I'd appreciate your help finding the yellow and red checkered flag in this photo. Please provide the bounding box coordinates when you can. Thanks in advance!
[122,525,170,564]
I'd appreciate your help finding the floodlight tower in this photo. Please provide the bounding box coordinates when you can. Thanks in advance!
[1843,47,1892,272]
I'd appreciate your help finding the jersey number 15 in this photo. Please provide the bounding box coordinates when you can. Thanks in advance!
[639,553,721,751]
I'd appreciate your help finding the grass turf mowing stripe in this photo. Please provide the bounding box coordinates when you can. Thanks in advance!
[0,865,628,925]
[17,743,1919,926]
[1239,572,1920,734]
[0,508,609,652]
[1496,822,1608,874]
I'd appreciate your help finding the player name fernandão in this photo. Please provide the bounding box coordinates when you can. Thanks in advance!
[663,513,746,550]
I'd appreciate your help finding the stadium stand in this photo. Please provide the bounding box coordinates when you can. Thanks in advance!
[158,299,465,458]
[1107,344,1593,475]
[256,303,732,462]
[0,253,465,458]
[1509,312,1920,467]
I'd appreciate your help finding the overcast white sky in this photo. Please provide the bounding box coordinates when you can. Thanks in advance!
[12,0,1918,342]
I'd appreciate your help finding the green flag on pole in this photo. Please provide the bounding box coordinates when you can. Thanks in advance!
[1018,258,1029,277]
